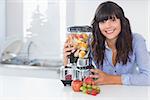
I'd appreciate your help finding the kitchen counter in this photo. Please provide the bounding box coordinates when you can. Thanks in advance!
[0,64,150,100]
[0,64,60,79]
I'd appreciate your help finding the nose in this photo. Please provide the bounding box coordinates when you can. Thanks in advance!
[105,20,112,28]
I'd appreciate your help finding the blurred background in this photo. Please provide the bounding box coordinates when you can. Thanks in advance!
[0,0,150,67]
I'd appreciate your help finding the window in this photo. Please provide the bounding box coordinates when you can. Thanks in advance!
[23,0,66,63]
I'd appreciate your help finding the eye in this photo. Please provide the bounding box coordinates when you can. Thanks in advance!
[111,17,116,21]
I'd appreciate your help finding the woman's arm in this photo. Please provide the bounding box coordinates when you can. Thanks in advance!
[121,34,150,85]
[90,34,150,85]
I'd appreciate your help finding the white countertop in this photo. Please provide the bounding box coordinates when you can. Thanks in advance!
[0,64,59,79]
[0,65,150,100]
[0,75,150,100]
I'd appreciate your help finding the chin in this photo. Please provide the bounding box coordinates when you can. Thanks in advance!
[106,36,117,41]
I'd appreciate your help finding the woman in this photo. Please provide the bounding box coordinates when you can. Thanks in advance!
[63,1,150,85]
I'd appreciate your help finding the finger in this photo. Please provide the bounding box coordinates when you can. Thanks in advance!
[90,69,101,74]
[64,48,72,52]
[64,46,75,52]
[64,38,70,43]
[64,43,72,48]
[94,80,102,85]
[64,43,68,48]
[65,36,72,43]
[64,52,72,57]
[90,75,102,85]
[90,74,99,78]
[64,44,76,50]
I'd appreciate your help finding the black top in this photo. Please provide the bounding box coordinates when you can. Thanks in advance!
[67,26,92,32]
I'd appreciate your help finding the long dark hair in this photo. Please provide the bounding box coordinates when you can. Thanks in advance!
[91,1,133,66]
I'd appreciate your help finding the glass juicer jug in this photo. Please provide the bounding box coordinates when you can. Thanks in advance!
[60,26,94,86]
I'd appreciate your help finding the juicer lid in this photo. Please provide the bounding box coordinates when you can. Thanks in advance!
[67,25,92,32]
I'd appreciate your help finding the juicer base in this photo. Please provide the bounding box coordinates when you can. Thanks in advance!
[61,80,72,86]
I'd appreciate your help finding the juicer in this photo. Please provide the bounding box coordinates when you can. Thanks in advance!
[60,26,94,86]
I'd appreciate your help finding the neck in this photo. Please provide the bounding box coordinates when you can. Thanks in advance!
[106,38,117,51]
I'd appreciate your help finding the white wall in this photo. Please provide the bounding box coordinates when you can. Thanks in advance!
[0,0,6,54]
[6,0,23,39]
[0,0,5,40]
[148,0,150,51]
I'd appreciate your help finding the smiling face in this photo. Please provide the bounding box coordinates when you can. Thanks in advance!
[99,16,121,42]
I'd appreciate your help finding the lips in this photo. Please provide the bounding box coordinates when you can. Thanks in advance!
[105,29,115,34]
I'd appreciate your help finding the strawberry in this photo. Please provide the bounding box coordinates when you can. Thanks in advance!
[74,34,78,39]
[78,34,84,38]
[91,89,98,96]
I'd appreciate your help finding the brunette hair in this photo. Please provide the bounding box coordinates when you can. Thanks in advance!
[91,1,133,66]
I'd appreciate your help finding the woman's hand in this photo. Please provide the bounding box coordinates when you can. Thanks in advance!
[63,40,76,66]
[90,69,122,85]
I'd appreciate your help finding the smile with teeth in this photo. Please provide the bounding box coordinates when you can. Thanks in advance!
[105,29,115,34]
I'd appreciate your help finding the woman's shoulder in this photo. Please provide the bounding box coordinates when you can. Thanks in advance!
[132,33,145,41]
[132,33,145,43]
[132,33,146,49]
